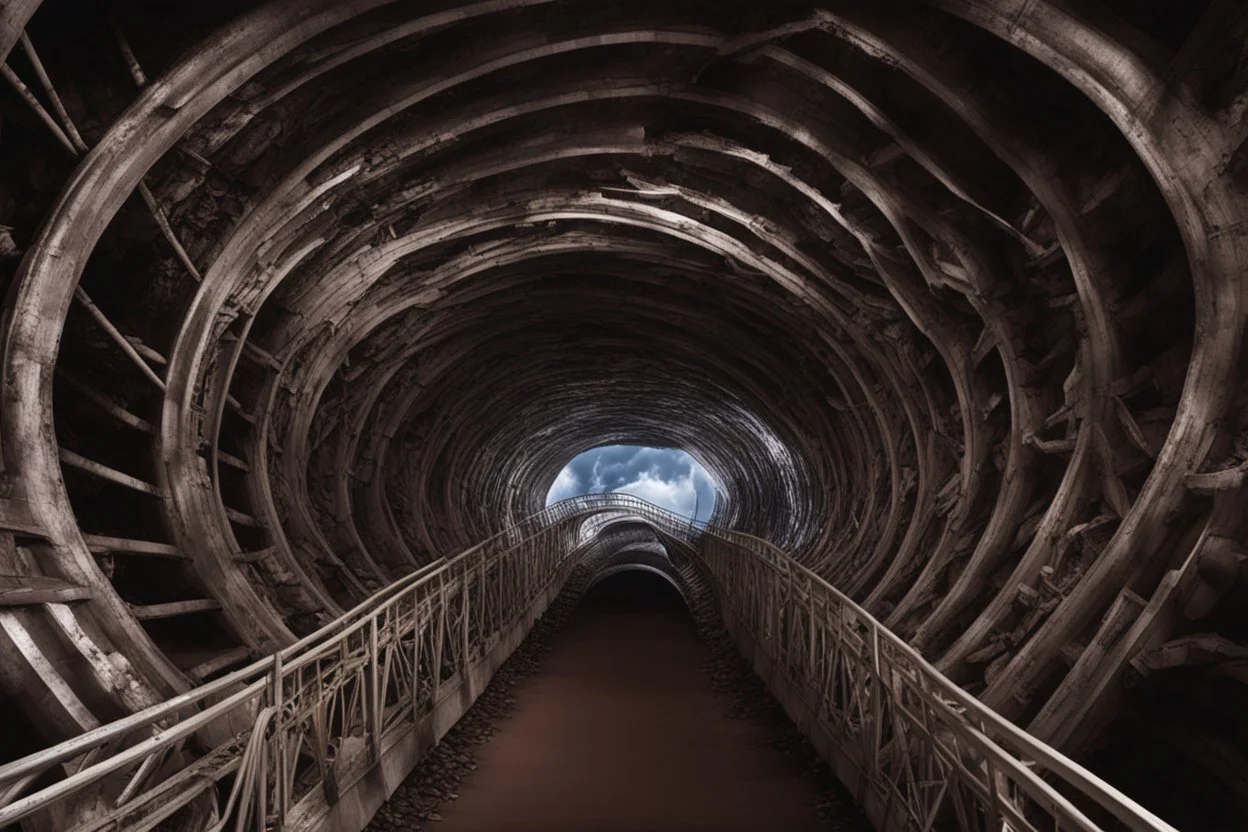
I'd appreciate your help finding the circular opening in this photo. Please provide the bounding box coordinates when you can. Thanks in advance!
[546,445,718,524]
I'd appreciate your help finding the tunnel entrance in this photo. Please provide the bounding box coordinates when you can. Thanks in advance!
[546,446,718,525]
[370,569,866,831]
[580,567,688,613]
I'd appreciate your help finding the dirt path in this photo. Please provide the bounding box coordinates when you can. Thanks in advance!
[430,572,831,832]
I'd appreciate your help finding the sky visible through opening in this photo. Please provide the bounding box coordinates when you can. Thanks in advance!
[545,445,718,524]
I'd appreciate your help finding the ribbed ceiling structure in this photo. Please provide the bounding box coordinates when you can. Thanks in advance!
[1,0,1247,823]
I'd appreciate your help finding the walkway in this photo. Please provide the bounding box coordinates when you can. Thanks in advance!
[429,571,835,831]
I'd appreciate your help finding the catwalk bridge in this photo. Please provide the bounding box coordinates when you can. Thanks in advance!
[0,495,1174,832]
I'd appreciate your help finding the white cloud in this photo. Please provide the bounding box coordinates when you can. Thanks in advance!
[590,454,604,490]
[616,470,698,518]
[547,467,580,503]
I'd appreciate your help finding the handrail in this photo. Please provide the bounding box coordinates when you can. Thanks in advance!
[649,512,1177,832]
[0,493,1174,832]
[0,495,620,829]
[511,493,1175,832]
[0,496,612,793]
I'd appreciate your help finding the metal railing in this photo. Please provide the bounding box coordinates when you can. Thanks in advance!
[684,527,1178,832]
[0,494,1174,832]
[0,497,610,831]
[560,497,1175,830]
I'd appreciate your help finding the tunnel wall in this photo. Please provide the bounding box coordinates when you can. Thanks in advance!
[1,1,1247,824]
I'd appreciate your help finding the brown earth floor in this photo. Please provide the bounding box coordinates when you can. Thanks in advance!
[431,572,832,832]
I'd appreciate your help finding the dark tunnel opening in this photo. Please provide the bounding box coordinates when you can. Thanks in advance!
[578,567,690,617]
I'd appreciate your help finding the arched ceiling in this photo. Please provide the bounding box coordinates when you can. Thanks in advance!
[1,0,1247,820]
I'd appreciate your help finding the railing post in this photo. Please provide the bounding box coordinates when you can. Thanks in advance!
[476,551,486,644]
[807,576,816,678]
[984,724,1005,831]
[433,571,447,698]
[258,732,270,832]
[271,652,287,828]
[368,614,380,760]
[411,584,422,722]
[870,622,883,774]
[460,561,471,667]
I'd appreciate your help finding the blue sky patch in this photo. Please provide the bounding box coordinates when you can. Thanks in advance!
[546,445,717,523]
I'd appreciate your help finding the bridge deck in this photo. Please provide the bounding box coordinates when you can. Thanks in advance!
[373,572,859,831]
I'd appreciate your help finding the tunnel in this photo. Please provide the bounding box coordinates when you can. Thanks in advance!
[0,1,1246,830]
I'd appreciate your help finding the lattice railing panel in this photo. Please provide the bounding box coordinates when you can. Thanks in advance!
[0,499,590,831]
[691,529,1176,832]
[0,495,1174,832]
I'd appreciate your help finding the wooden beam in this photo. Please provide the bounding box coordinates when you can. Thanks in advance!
[73,288,166,391]
[135,183,201,283]
[1131,633,1248,678]
[1186,460,1248,495]
[122,335,167,366]
[109,14,148,86]
[233,547,276,564]
[971,326,997,367]
[185,646,251,682]
[58,449,160,496]
[225,395,256,424]
[242,339,282,371]
[56,371,157,434]
[130,599,221,620]
[221,332,283,370]
[81,535,181,557]
[216,450,250,473]
[16,32,87,150]
[1113,396,1156,458]
[0,519,47,540]
[865,142,906,169]
[0,576,91,606]
[224,506,262,528]
[1027,243,1065,270]
[0,497,47,540]
[0,63,76,154]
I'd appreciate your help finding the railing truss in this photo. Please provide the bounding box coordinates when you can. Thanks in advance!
[0,494,1176,832]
